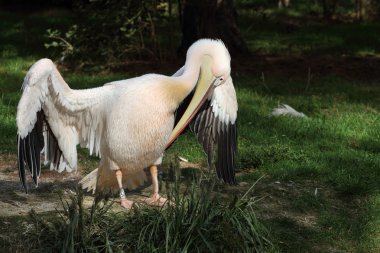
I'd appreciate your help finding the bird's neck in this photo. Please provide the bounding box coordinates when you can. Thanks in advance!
[177,69,200,99]
[171,54,210,104]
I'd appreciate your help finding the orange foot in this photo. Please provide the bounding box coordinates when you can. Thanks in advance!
[120,198,134,209]
[144,193,168,207]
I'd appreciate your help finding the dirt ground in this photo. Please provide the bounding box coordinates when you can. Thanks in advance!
[0,153,85,216]
[0,152,330,227]
[0,154,209,216]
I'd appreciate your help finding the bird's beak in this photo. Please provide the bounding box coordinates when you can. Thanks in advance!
[166,55,216,148]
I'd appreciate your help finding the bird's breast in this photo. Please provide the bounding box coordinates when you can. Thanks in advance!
[101,86,175,170]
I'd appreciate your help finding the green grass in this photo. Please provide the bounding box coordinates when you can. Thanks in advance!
[166,59,380,252]
[239,10,380,57]
[1,8,380,253]
[233,75,379,251]
[1,182,274,252]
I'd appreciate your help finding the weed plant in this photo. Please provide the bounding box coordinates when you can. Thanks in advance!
[24,179,274,252]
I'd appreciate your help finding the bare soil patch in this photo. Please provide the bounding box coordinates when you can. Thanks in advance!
[0,153,83,216]
[0,154,194,216]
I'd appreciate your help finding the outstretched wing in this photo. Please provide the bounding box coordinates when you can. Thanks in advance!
[16,59,112,192]
[168,63,238,184]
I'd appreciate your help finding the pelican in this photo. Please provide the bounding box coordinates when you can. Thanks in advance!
[16,39,238,208]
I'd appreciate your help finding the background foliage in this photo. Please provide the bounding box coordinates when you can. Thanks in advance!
[45,0,170,70]
[43,0,380,69]
[0,0,379,252]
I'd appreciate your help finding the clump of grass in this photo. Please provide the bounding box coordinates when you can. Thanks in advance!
[24,181,274,252]
[138,180,274,253]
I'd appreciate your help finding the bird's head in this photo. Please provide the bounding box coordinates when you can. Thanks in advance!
[186,39,231,86]
[168,39,233,147]
[210,41,231,86]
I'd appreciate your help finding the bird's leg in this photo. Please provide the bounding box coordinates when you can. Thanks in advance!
[115,169,134,209]
[144,165,168,206]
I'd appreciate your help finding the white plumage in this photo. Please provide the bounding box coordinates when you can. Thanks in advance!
[271,104,307,118]
[16,39,238,208]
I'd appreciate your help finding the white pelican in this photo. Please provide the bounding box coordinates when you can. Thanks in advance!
[16,39,238,208]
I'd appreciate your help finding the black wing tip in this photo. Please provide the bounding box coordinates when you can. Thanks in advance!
[17,135,29,194]
[17,110,46,193]
[22,182,29,194]
[215,121,237,186]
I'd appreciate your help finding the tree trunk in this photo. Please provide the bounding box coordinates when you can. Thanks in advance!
[320,0,338,19]
[356,0,378,20]
[177,0,250,57]
[278,0,290,9]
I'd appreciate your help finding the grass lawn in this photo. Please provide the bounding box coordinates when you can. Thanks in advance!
[0,7,379,252]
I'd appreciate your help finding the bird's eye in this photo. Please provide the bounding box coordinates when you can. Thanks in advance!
[214,75,225,86]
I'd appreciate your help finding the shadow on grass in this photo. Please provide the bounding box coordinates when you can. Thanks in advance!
[241,11,380,58]
[264,217,320,252]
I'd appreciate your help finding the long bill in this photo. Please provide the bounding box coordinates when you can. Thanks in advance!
[166,56,216,149]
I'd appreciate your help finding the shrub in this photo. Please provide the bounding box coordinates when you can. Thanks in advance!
[45,0,163,70]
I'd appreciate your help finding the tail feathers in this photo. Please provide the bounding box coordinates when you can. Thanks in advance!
[79,168,98,194]
[79,168,148,194]
[271,104,307,118]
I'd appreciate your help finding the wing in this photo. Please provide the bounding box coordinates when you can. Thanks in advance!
[16,59,111,192]
[191,76,237,184]
[168,66,238,184]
